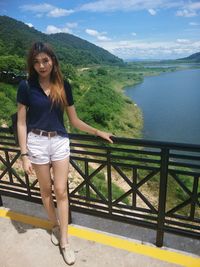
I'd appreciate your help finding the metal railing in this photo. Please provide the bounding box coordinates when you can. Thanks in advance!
[0,127,199,247]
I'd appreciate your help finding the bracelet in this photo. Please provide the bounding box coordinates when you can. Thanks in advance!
[94,129,99,136]
[21,153,29,157]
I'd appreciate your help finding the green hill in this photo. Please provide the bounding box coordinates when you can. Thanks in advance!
[176,52,200,62]
[0,15,123,66]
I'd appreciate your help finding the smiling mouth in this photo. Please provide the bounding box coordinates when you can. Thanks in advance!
[39,70,47,73]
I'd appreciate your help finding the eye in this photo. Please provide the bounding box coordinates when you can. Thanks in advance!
[43,58,49,64]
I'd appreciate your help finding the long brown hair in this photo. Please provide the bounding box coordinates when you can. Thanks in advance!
[27,42,67,108]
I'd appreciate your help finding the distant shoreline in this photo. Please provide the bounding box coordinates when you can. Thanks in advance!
[115,62,200,139]
[120,62,200,91]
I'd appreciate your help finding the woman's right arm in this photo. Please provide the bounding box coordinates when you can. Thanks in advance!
[17,103,33,175]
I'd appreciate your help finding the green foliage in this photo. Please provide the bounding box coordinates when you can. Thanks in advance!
[0,55,25,72]
[61,63,77,80]
[97,67,108,75]
[77,83,123,127]
[0,82,17,102]
[0,83,17,123]
[175,175,193,201]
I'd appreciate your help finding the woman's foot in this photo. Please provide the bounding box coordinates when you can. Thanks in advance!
[51,225,60,246]
[60,243,76,265]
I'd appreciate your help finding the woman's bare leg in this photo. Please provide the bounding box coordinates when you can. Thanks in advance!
[51,157,70,247]
[33,163,58,226]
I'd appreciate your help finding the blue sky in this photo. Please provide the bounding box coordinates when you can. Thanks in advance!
[0,0,200,60]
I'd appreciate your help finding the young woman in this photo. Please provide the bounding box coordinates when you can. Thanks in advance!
[17,42,113,265]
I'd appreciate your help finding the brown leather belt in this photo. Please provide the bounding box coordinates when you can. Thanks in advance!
[31,129,58,138]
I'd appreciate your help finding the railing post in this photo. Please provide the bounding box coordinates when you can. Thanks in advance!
[25,172,32,200]
[156,147,169,247]
[0,194,3,206]
[107,148,112,215]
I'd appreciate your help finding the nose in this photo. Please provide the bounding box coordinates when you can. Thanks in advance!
[39,62,45,68]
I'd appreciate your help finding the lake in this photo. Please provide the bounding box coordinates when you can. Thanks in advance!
[125,68,200,145]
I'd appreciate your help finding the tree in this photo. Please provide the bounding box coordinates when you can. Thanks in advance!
[0,55,25,72]
[97,67,107,76]
[61,63,77,80]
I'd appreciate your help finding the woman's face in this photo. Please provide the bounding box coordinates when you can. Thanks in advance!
[33,52,53,79]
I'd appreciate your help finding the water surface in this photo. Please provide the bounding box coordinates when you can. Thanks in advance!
[125,69,200,145]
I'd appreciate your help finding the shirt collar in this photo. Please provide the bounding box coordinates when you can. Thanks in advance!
[28,78,40,88]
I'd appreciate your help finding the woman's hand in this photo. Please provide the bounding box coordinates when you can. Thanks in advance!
[22,157,33,175]
[96,130,114,143]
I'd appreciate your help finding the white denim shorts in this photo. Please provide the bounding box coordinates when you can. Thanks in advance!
[27,132,70,164]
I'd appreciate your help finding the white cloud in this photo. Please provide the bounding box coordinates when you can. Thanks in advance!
[188,2,200,10]
[176,39,190,44]
[46,25,71,34]
[176,9,197,17]
[86,29,99,37]
[176,1,200,18]
[78,0,183,13]
[86,28,110,41]
[20,3,73,18]
[94,38,200,59]
[148,8,156,15]
[20,1,200,20]
[48,8,74,17]
[97,35,110,41]
[25,23,33,28]
[20,3,53,12]
[79,0,157,12]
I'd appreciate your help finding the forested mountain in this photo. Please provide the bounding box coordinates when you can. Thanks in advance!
[0,15,123,66]
[0,15,142,141]
[176,52,200,62]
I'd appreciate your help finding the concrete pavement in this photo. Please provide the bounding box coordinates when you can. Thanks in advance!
[0,216,184,267]
[0,196,200,267]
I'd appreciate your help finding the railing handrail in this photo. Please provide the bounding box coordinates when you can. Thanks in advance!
[69,133,200,151]
[1,126,200,150]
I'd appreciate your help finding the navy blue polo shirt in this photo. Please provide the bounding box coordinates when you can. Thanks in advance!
[17,79,74,137]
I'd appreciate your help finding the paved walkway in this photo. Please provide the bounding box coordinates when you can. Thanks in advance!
[0,208,200,267]
[0,215,184,267]
[0,196,200,267]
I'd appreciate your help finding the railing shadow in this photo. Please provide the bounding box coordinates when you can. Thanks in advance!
[1,208,51,237]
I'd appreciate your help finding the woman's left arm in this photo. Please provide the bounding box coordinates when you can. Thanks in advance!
[66,105,113,143]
